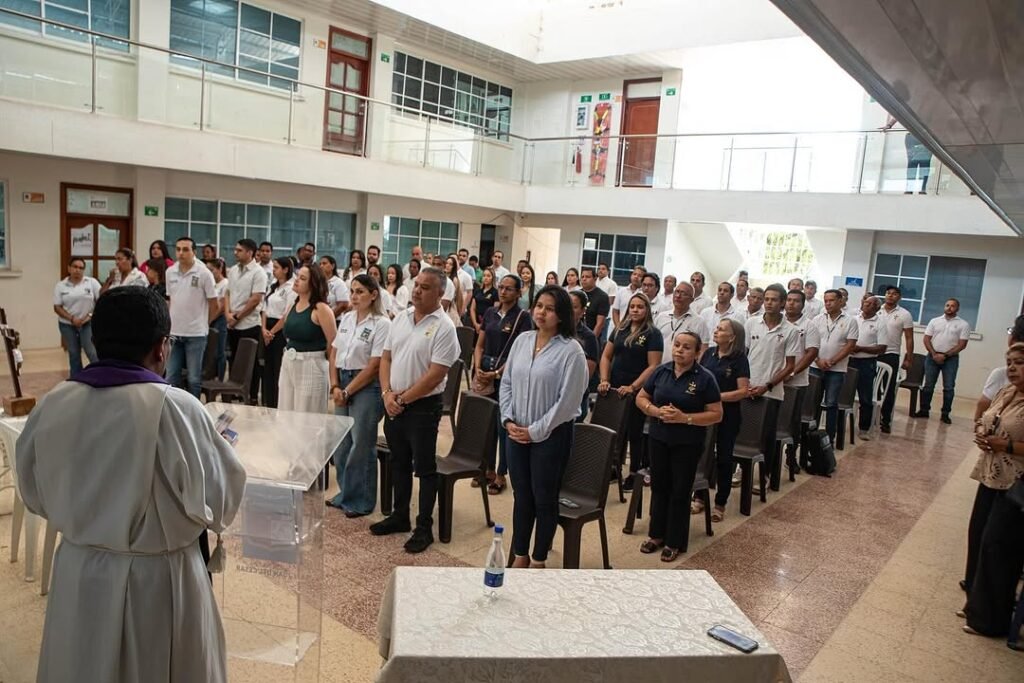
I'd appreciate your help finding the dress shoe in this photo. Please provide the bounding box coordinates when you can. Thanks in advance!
[403,527,434,553]
[369,516,411,536]
[940,414,952,425]
[880,423,891,434]
[911,410,929,419]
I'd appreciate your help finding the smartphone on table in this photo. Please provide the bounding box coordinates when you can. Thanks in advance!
[707,624,759,653]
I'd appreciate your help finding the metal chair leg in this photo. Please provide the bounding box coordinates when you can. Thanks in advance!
[598,516,612,569]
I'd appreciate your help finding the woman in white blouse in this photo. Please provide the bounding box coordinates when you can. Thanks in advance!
[53,257,102,376]
[367,263,396,317]
[100,248,147,293]
[260,257,297,408]
[343,249,367,282]
[319,255,350,320]
[385,264,410,311]
[207,257,229,380]
[326,274,391,516]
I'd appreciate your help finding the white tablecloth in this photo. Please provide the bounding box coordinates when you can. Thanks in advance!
[377,567,791,683]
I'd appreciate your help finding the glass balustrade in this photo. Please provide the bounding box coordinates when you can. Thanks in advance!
[0,6,975,198]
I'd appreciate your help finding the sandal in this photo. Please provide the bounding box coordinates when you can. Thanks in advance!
[487,478,507,495]
[473,472,497,489]
[690,499,705,515]
[711,506,725,523]
[660,547,681,562]
[639,539,665,554]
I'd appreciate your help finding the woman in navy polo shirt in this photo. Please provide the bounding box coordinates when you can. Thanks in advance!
[699,319,750,522]
[636,331,723,561]
[598,292,664,490]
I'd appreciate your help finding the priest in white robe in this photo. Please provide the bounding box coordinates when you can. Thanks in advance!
[16,286,247,683]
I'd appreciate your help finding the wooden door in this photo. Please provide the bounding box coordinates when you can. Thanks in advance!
[617,98,660,187]
[324,28,371,156]
[65,216,131,280]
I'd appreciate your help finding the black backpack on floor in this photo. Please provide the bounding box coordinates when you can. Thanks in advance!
[803,429,836,477]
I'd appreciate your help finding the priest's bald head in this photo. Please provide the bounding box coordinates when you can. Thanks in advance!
[92,287,172,371]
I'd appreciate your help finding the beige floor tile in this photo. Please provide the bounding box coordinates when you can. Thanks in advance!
[799,647,904,683]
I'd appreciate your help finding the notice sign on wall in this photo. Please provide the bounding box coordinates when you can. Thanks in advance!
[70,226,93,256]
[21,192,44,203]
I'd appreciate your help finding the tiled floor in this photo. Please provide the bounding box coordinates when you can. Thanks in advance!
[1,350,1021,681]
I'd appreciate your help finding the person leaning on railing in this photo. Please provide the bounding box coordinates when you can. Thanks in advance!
[960,342,1024,638]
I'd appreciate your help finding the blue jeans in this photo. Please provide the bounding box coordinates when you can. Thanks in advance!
[848,357,877,431]
[330,372,383,515]
[506,420,574,562]
[811,367,844,442]
[921,354,959,416]
[58,322,97,376]
[166,335,207,397]
[210,316,227,380]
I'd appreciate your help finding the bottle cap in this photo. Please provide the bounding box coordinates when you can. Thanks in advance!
[494,524,504,534]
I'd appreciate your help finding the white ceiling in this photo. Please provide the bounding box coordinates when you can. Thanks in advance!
[287,0,803,82]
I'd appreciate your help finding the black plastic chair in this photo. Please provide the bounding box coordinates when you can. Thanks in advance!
[440,359,464,432]
[798,373,822,473]
[588,392,632,504]
[200,338,257,403]
[836,367,860,450]
[773,386,803,489]
[557,423,617,569]
[201,328,220,381]
[733,398,769,516]
[456,326,476,388]
[900,352,926,415]
[436,393,499,543]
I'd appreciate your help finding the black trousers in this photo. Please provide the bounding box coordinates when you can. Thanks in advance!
[878,353,900,428]
[648,437,702,551]
[965,483,999,591]
[965,489,1024,636]
[383,395,443,532]
[227,326,262,402]
[261,319,286,408]
[714,419,739,508]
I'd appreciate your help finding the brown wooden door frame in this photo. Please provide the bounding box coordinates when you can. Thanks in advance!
[617,78,662,187]
[59,182,133,280]
[323,26,372,156]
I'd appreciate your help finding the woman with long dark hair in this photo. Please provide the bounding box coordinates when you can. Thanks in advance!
[206,257,229,380]
[469,267,498,333]
[545,271,559,286]
[320,255,350,321]
[562,267,581,292]
[698,318,750,522]
[261,257,296,408]
[518,263,539,310]
[385,264,410,312]
[500,286,588,567]
[326,274,391,516]
[366,263,395,316]
[140,240,173,274]
[277,265,336,412]
[443,255,466,326]
[636,331,723,561]
[343,249,366,282]
[598,292,664,490]
[101,248,146,293]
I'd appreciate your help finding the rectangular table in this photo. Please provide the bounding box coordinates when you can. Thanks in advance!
[377,567,791,683]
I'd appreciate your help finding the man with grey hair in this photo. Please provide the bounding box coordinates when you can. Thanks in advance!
[374,267,461,553]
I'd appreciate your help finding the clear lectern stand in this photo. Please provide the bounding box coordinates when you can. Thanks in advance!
[205,402,352,683]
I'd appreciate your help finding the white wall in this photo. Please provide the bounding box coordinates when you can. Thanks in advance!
[844,230,1024,399]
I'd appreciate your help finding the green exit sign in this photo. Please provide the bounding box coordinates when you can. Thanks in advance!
[370,221,381,231]
[380,53,390,63]
[144,205,159,217]
[598,92,611,101]
[580,95,592,103]
[665,87,677,96]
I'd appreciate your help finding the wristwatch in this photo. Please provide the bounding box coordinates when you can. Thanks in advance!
[396,394,406,407]
[341,389,350,402]
[766,382,775,391]
[686,415,693,426]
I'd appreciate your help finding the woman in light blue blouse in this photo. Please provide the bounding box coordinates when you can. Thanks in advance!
[500,285,589,568]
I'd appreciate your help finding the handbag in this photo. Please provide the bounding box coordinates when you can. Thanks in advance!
[473,309,526,395]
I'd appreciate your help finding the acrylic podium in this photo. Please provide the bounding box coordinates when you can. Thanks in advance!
[205,402,352,683]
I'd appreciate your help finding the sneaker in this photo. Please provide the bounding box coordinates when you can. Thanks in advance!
[731,469,743,488]
[940,414,952,425]
[403,527,434,554]
[880,423,891,434]
[369,516,411,536]
[858,430,871,441]
[637,467,652,486]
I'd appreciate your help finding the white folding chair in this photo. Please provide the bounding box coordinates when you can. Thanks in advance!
[869,363,893,435]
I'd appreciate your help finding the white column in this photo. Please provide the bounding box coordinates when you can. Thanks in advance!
[135,0,171,124]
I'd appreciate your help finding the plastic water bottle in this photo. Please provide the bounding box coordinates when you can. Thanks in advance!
[483,525,505,599]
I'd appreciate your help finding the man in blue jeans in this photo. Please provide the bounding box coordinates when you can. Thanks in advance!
[165,237,217,397]
[809,289,859,442]
[915,298,970,424]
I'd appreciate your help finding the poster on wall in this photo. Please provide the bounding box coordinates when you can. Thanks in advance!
[70,226,93,256]
[575,104,589,130]
[589,102,612,185]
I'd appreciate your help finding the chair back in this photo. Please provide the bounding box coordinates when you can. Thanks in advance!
[801,373,821,422]
[560,423,617,510]
[449,393,499,465]
[229,338,258,393]
[588,392,631,458]
[696,425,718,483]
[202,328,219,381]
[837,367,859,408]
[777,385,801,439]
[873,362,893,404]
[441,359,464,414]
[736,398,770,450]
[456,326,476,367]
[900,353,925,388]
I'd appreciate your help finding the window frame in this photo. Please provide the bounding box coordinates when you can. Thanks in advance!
[0,179,7,268]
[870,251,986,329]
[0,0,131,51]
[579,232,649,286]
[391,50,512,142]
[168,0,303,92]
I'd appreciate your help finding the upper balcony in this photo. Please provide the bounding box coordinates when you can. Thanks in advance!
[0,7,1010,236]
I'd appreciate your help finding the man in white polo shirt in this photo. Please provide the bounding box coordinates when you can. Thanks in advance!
[596,262,618,308]
[916,298,971,424]
[257,241,274,286]
[783,288,820,471]
[490,250,510,282]
[803,280,824,319]
[744,283,798,456]
[165,236,217,397]
[876,285,916,433]
[701,281,741,335]
[690,271,712,314]
[373,267,461,553]
[733,277,749,311]
[225,238,268,405]
[809,289,859,442]
[612,265,645,327]
[850,294,888,439]
[655,281,708,362]
[641,272,668,317]
[737,287,765,324]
